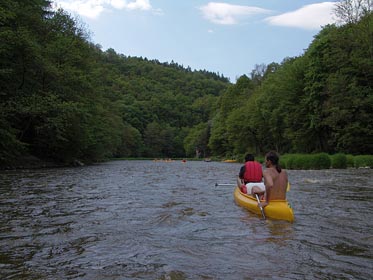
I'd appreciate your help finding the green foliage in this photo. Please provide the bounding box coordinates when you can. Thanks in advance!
[1,1,372,168]
[214,13,372,157]
[280,154,294,169]
[313,153,332,169]
[115,124,143,158]
[280,154,373,170]
[0,118,27,165]
[302,20,373,154]
[285,154,309,170]
[330,153,347,169]
[0,2,228,167]
[346,154,355,168]
[208,112,229,157]
[184,123,210,157]
[255,156,265,164]
[282,153,331,170]
[354,155,373,168]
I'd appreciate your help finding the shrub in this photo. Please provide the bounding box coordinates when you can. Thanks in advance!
[279,153,373,169]
[284,154,298,169]
[346,154,355,168]
[280,154,292,169]
[256,156,265,164]
[331,153,347,169]
[354,155,373,168]
[281,153,331,169]
[286,154,308,169]
[311,153,331,169]
[284,154,310,169]
[294,155,313,169]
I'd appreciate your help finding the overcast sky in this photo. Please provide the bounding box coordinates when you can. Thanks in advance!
[52,1,339,82]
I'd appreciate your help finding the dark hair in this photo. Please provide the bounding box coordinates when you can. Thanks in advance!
[245,154,255,162]
[266,151,281,173]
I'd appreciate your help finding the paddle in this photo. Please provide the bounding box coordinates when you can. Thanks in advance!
[255,193,266,220]
[214,183,236,187]
[217,182,266,220]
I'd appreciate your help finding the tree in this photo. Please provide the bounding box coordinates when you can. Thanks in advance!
[184,123,210,157]
[334,0,372,24]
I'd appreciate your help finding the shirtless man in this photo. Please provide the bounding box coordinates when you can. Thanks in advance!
[258,151,288,208]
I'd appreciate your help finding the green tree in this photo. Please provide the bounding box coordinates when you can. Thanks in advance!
[184,123,210,157]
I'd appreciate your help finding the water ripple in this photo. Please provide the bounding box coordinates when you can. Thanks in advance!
[0,162,372,279]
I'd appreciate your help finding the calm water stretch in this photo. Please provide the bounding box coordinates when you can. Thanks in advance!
[0,160,372,280]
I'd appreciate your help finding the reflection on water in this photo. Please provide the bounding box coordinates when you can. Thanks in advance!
[0,161,372,279]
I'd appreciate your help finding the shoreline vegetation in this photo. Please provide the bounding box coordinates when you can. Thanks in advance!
[254,153,373,170]
[1,2,372,170]
[1,153,372,171]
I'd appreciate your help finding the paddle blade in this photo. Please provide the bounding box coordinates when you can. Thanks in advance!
[255,194,266,220]
[287,182,291,192]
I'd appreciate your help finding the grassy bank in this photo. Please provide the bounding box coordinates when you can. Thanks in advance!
[236,153,373,170]
[280,153,373,169]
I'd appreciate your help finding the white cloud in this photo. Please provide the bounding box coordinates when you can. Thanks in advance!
[200,2,272,25]
[265,2,337,30]
[53,0,153,19]
[127,0,151,10]
[110,0,126,10]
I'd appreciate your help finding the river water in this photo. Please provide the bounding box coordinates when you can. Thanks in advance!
[0,160,372,279]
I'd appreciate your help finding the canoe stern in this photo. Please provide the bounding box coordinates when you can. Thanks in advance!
[234,187,294,222]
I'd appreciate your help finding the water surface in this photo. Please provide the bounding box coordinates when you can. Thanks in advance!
[1,160,372,279]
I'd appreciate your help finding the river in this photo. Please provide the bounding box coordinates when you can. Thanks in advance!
[0,160,372,279]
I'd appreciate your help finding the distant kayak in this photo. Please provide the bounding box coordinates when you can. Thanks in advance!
[234,187,294,222]
[223,159,237,163]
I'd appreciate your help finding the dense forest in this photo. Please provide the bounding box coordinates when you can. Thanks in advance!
[0,0,372,168]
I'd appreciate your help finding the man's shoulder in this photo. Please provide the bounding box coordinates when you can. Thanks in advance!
[264,168,275,175]
[280,169,288,178]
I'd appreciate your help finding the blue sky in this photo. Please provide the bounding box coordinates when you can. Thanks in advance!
[52,1,339,82]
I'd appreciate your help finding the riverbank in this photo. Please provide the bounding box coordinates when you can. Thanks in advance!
[0,155,84,170]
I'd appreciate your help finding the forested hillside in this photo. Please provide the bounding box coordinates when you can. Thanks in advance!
[209,5,373,157]
[0,0,229,166]
[1,0,372,168]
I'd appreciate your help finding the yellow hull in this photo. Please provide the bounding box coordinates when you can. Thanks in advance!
[233,187,294,222]
[223,159,237,163]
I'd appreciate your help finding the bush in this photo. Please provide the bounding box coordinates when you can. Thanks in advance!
[296,155,314,169]
[256,156,265,164]
[354,155,373,168]
[281,153,331,169]
[280,154,292,169]
[278,153,372,169]
[331,153,347,169]
[346,154,355,168]
[283,154,308,169]
[308,153,330,169]
[284,154,301,169]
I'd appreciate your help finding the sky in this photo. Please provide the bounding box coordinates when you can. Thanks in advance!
[52,0,339,82]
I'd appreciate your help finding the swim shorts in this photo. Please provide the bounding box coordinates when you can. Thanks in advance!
[245,182,265,194]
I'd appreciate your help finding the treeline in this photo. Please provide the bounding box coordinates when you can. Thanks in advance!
[1,1,372,168]
[207,10,373,158]
[0,0,228,166]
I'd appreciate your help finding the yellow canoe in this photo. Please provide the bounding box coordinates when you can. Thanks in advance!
[223,159,237,163]
[233,187,294,222]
